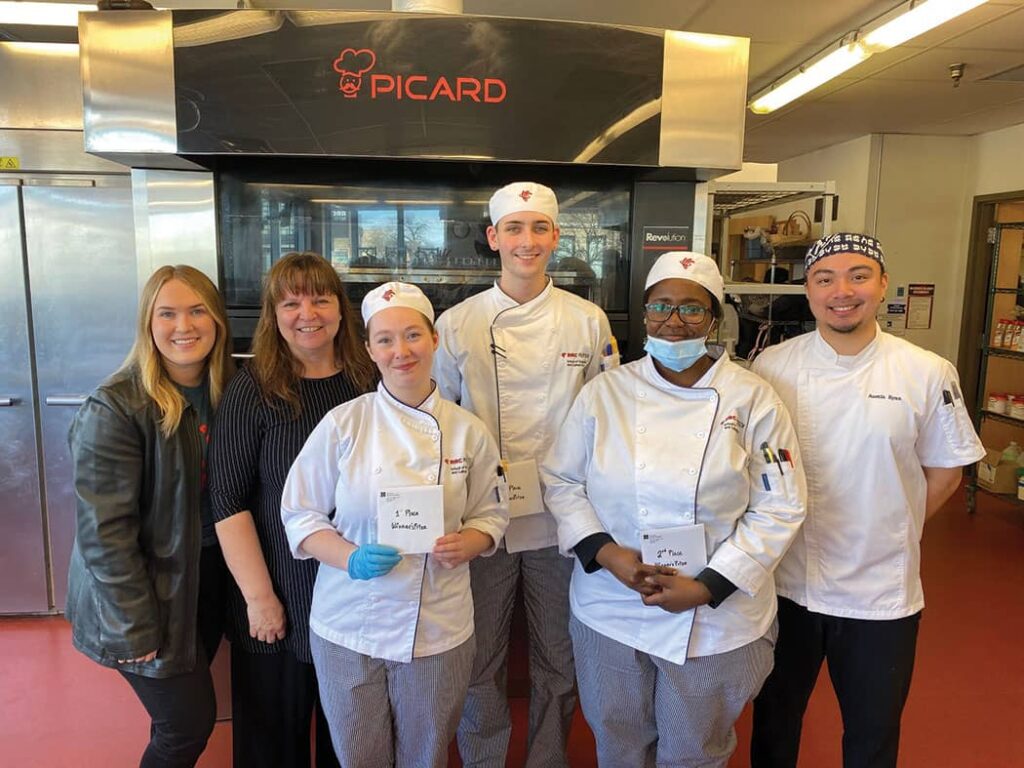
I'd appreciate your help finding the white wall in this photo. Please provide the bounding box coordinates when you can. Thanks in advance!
[873,134,973,359]
[717,162,778,183]
[970,122,1024,197]
[777,134,876,234]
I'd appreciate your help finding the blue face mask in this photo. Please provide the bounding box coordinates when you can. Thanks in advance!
[644,335,708,372]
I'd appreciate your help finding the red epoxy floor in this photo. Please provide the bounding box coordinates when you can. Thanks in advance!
[2,489,1022,767]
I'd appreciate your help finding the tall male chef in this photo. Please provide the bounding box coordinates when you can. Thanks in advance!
[749,233,985,768]
[433,181,618,768]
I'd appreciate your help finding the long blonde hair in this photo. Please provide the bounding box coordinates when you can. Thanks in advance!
[250,252,375,413]
[121,265,235,437]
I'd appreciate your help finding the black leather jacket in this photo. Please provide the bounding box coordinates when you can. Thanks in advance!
[65,369,203,679]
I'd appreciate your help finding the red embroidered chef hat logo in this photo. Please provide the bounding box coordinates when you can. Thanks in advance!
[382,288,396,301]
[333,48,376,98]
[680,257,695,269]
[519,189,533,202]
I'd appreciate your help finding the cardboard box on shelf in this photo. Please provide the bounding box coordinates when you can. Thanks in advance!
[977,448,1020,494]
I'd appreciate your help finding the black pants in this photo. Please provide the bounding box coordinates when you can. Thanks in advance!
[120,544,227,768]
[751,597,921,768]
[230,644,340,768]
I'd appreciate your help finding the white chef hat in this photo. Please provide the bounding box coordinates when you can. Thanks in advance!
[644,252,724,304]
[361,281,435,326]
[488,181,559,227]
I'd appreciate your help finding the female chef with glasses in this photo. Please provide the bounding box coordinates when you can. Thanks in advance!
[280,282,508,767]
[541,252,807,768]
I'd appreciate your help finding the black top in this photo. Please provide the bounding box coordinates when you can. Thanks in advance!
[209,364,365,662]
[179,382,215,546]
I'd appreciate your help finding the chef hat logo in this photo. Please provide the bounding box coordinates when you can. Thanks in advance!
[361,281,435,325]
[333,48,377,98]
[488,182,559,226]
[644,251,724,304]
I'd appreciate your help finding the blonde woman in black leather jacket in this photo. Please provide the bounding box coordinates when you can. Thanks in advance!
[66,265,234,768]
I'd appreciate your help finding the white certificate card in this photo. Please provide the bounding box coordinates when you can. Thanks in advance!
[506,459,544,519]
[640,524,707,578]
[376,485,444,554]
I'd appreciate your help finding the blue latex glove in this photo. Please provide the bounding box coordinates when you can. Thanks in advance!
[347,543,402,580]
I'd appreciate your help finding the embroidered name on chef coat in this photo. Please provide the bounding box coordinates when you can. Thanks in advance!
[719,413,746,433]
[559,351,592,368]
[868,393,904,401]
[444,456,472,476]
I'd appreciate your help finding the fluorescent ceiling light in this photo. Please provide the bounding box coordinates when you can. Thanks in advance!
[0,2,92,26]
[749,42,869,115]
[749,0,989,114]
[863,0,989,51]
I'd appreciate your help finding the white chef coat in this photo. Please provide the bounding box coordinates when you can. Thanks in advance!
[752,327,985,620]
[281,383,508,663]
[433,280,618,549]
[541,351,806,665]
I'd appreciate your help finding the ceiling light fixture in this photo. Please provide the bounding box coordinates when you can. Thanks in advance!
[863,0,988,50]
[750,40,869,115]
[0,2,93,26]
[749,0,989,114]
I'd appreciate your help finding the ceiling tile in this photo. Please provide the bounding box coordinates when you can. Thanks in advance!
[941,6,1024,49]
[870,47,1024,82]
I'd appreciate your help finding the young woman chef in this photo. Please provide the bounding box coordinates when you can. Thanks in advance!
[541,252,807,768]
[280,281,508,767]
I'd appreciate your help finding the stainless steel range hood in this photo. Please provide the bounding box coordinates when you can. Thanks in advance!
[79,9,750,176]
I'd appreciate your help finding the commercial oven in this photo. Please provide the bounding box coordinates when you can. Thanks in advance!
[79,8,749,357]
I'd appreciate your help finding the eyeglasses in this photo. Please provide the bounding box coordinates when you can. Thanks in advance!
[644,302,709,325]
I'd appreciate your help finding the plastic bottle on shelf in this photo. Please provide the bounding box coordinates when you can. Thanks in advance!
[988,393,1008,413]
[993,319,1008,347]
[1011,396,1024,421]
[1008,321,1022,351]
[1016,322,1024,352]
[1001,441,1021,464]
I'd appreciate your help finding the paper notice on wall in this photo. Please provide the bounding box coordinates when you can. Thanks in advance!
[878,301,907,336]
[906,283,935,330]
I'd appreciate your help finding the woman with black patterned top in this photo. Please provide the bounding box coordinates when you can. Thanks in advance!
[209,252,375,768]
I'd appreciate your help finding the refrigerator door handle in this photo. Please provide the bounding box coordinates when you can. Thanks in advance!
[44,396,87,407]
[0,397,16,407]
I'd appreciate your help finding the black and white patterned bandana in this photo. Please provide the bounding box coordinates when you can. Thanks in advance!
[805,232,885,271]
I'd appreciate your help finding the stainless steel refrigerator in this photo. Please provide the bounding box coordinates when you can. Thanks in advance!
[0,178,137,613]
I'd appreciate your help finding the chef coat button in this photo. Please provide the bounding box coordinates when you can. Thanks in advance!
[543,362,550,369]
[373,466,382,474]
[638,390,646,399]
[431,433,439,442]
[688,468,696,475]
[710,394,718,402]
[696,431,705,438]
[428,474,437,482]
[637,462,646,470]
[637,425,646,434]
[639,508,648,517]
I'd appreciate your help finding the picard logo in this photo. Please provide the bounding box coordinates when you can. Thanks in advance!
[332,47,508,103]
